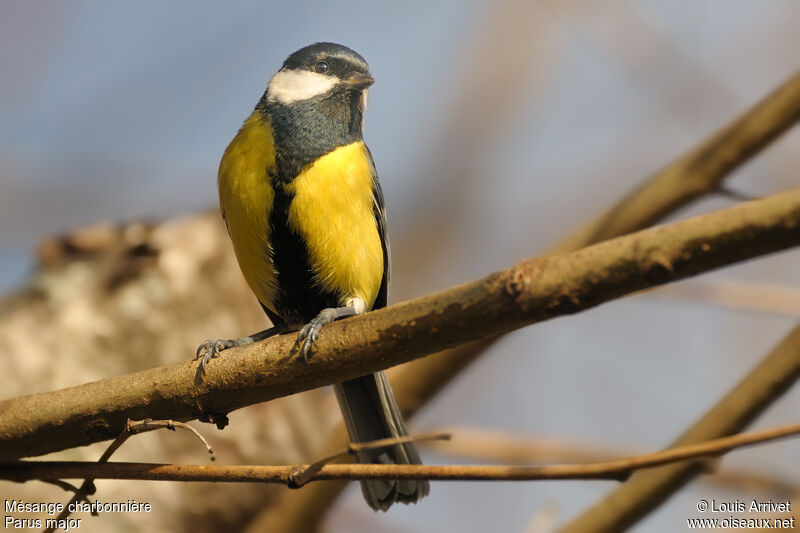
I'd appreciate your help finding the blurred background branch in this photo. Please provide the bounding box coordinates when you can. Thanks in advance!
[551,69,800,253]
[561,323,800,532]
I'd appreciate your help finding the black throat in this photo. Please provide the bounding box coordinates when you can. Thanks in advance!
[259,89,364,181]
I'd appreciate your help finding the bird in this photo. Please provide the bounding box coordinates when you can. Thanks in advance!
[196,42,429,511]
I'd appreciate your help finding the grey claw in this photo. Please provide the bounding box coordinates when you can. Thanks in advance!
[292,308,339,362]
[297,322,323,361]
[196,341,211,359]
[195,339,232,374]
[303,328,319,358]
[292,326,310,361]
[292,323,318,362]
[195,339,215,360]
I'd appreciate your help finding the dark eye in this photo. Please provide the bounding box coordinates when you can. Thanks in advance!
[313,61,329,74]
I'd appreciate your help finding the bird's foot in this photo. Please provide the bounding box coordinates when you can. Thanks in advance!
[195,325,285,374]
[195,336,253,374]
[292,309,338,362]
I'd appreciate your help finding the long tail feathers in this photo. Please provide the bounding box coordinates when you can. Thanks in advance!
[334,371,430,511]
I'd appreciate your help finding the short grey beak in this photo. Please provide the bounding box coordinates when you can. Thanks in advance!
[344,72,375,89]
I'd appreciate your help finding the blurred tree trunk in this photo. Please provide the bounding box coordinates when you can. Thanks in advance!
[0,213,332,532]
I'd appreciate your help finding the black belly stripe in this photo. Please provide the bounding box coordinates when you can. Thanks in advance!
[257,86,367,325]
[268,182,340,325]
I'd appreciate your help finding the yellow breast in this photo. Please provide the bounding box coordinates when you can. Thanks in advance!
[217,112,278,309]
[286,141,384,309]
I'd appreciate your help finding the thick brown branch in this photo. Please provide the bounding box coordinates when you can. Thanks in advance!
[0,189,798,460]
[561,323,800,532]
[2,423,798,483]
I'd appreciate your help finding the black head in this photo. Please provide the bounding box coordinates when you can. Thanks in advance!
[261,43,374,179]
[282,42,369,75]
[266,42,373,105]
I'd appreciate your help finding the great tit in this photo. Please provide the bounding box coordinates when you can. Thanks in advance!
[197,42,429,511]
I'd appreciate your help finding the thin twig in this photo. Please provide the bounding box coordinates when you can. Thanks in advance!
[422,426,800,495]
[347,431,451,454]
[44,419,214,532]
[45,421,137,531]
[288,432,450,488]
[2,423,798,485]
[127,419,215,458]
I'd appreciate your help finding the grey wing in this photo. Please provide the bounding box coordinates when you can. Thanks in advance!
[366,146,390,310]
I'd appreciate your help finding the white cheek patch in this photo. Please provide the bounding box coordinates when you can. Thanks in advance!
[266,69,339,104]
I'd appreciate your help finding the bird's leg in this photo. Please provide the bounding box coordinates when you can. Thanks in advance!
[293,298,366,361]
[196,325,284,374]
